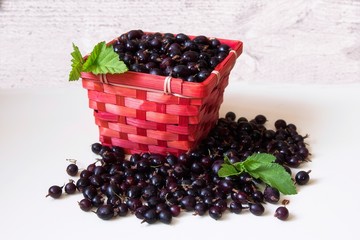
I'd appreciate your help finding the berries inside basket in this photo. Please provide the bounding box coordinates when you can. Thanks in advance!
[81,30,243,155]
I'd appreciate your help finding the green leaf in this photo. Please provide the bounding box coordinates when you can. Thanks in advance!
[218,164,240,178]
[245,162,297,195]
[241,153,277,178]
[233,162,245,172]
[246,153,276,164]
[218,152,297,195]
[69,43,84,81]
[242,159,263,173]
[223,155,231,164]
[82,41,128,75]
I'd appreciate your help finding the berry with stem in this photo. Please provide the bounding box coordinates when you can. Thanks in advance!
[46,185,63,199]
[295,170,311,185]
[78,198,93,212]
[64,180,77,194]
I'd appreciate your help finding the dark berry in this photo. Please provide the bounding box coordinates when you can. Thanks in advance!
[91,143,102,154]
[225,111,236,121]
[194,203,208,216]
[254,114,267,124]
[91,195,105,207]
[208,206,222,220]
[218,179,234,194]
[64,180,77,194]
[135,205,150,220]
[95,204,114,220]
[249,203,265,216]
[78,198,92,212]
[175,33,190,43]
[180,195,196,211]
[158,210,172,224]
[170,205,181,217]
[274,206,289,220]
[231,191,249,204]
[251,190,264,203]
[117,203,129,217]
[76,178,90,192]
[142,208,158,224]
[66,163,78,176]
[229,201,242,214]
[264,186,280,204]
[275,119,287,129]
[218,44,230,53]
[82,186,98,200]
[295,170,311,185]
[46,185,63,199]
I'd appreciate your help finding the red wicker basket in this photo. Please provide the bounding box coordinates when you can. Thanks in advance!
[81,34,243,155]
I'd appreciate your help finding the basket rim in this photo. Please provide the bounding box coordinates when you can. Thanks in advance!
[81,33,243,98]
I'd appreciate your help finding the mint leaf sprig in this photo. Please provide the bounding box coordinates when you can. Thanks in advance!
[218,153,297,195]
[69,42,128,81]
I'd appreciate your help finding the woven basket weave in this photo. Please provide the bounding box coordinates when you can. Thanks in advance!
[81,35,243,155]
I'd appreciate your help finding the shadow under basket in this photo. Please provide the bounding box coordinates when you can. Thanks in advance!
[81,37,243,156]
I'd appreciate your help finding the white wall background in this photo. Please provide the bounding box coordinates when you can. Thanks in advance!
[0,0,359,88]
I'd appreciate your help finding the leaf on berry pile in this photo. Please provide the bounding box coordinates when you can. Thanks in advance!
[69,43,84,81]
[223,155,231,164]
[247,153,276,164]
[218,164,239,178]
[236,160,258,172]
[218,153,297,195]
[243,161,297,195]
[240,153,275,172]
[82,41,128,75]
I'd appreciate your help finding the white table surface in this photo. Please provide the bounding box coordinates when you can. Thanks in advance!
[1,81,360,240]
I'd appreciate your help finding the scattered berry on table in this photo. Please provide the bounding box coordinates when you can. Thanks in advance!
[295,170,311,185]
[274,206,289,221]
[64,180,77,194]
[66,160,78,176]
[46,185,63,199]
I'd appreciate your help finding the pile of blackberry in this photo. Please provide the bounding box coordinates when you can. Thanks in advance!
[47,112,311,223]
[112,30,232,82]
